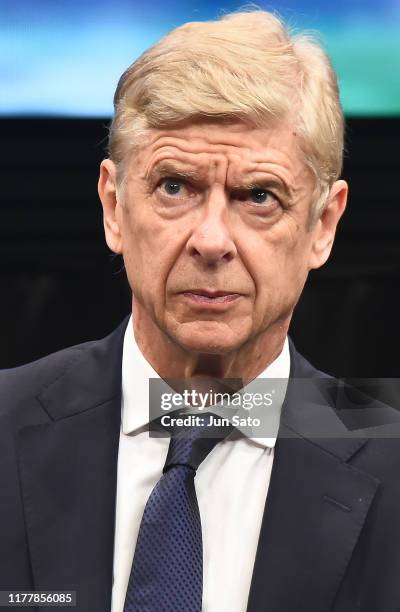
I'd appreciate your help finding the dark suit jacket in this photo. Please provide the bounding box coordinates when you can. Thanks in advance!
[1,313,400,611]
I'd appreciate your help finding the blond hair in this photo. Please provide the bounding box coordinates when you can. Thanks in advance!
[108,9,344,217]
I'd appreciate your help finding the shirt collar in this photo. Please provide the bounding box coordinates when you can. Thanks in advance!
[121,315,290,448]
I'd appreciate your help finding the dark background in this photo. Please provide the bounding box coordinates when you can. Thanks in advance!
[1,117,399,376]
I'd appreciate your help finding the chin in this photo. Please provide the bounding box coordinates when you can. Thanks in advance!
[170,322,247,354]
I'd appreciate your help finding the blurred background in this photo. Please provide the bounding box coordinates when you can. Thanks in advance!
[1,0,400,375]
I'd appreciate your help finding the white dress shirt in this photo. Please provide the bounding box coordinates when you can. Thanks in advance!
[111,315,290,612]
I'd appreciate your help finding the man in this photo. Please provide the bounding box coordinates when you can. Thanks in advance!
[1,9,400,612]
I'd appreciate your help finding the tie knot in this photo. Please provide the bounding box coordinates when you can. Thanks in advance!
[163,412,233,473]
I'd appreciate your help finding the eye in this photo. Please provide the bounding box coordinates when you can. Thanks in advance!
[235,188,280,208]
[250,189,271,205]
[159,177,186,197]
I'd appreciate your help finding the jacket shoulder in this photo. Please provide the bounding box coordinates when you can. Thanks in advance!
[0,315,130,416]
[0,339,98,418]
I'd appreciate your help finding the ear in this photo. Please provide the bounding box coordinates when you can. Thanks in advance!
[308,179,348,270]
[98,159,123,254]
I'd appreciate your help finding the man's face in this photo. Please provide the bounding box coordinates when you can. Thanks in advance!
[100,119,346,355]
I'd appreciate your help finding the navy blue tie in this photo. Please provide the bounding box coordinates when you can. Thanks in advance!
[123,413,233,611]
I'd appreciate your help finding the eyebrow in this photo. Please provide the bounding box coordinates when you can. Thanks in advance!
[147,160,205,182]
[230,177,291,198]
[147,160,292,199]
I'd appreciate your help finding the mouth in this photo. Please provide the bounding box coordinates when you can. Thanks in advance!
[180,289,242,305]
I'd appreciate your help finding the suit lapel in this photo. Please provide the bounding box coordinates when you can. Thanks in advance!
[16,315,130,612]
[247,343,381,612]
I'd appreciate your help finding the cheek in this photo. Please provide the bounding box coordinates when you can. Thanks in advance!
[247,224,311,309]
[121,205,190,300]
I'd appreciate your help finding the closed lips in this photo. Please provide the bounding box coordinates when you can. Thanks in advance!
[182,290,241,303]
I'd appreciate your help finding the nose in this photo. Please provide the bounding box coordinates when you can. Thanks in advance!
[185,191,237,264]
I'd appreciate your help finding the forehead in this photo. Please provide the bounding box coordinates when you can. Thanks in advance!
[131,119,306,175]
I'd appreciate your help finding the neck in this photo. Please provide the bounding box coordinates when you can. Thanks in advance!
[131,298,290,385]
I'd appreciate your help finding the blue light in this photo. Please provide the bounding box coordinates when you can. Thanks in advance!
[1,0,399,116]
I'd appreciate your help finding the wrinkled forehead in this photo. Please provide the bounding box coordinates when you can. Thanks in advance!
[126,118,309,183]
